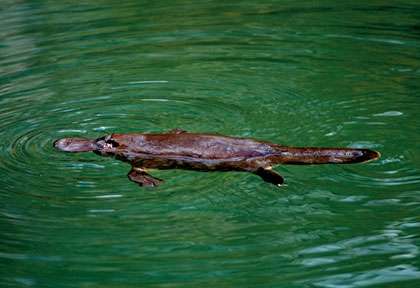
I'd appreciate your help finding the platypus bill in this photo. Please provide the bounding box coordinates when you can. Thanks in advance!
[54,129,380,187]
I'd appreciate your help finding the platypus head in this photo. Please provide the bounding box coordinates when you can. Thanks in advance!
[54,135,120,155]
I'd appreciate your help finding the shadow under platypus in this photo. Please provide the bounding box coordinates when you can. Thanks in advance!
[54,128,380,187]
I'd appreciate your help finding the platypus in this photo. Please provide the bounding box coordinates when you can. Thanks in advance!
[54,129,380,187]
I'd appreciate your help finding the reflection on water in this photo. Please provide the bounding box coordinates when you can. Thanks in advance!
[1,1,420,287]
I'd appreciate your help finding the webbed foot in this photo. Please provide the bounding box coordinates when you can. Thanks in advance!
[254,167,284,187]
[128,168,163,187]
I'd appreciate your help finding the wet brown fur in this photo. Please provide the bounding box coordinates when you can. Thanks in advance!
[54,129,380,187]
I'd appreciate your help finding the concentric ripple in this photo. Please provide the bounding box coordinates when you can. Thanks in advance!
[1,1,420,288]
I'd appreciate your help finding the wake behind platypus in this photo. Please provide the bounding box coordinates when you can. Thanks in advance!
[54,129,380,187]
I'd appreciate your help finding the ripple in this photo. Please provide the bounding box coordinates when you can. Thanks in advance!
[311,264,420,288]
[373,111,404,117]
[1,1,420,287]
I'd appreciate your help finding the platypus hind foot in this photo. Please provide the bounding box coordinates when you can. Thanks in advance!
[253,167,284,187]
[128,168,163,187]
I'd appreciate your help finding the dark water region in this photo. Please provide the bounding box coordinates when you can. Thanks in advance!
[1,0,420,287]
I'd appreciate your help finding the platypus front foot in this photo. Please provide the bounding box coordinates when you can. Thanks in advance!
[253,167,284,187]
[128,168,163,187]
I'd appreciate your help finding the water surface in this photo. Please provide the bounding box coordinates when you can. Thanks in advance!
[1,1,420,287]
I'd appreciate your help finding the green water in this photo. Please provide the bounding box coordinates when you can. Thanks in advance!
[1,1,420,287]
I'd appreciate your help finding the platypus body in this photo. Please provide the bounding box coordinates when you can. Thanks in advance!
[54,129,380,187]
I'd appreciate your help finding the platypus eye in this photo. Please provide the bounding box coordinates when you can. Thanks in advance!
[95,135,119,148]
[106,139,119,148]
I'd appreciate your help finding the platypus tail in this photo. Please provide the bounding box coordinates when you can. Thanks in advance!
[271,147,380,165]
